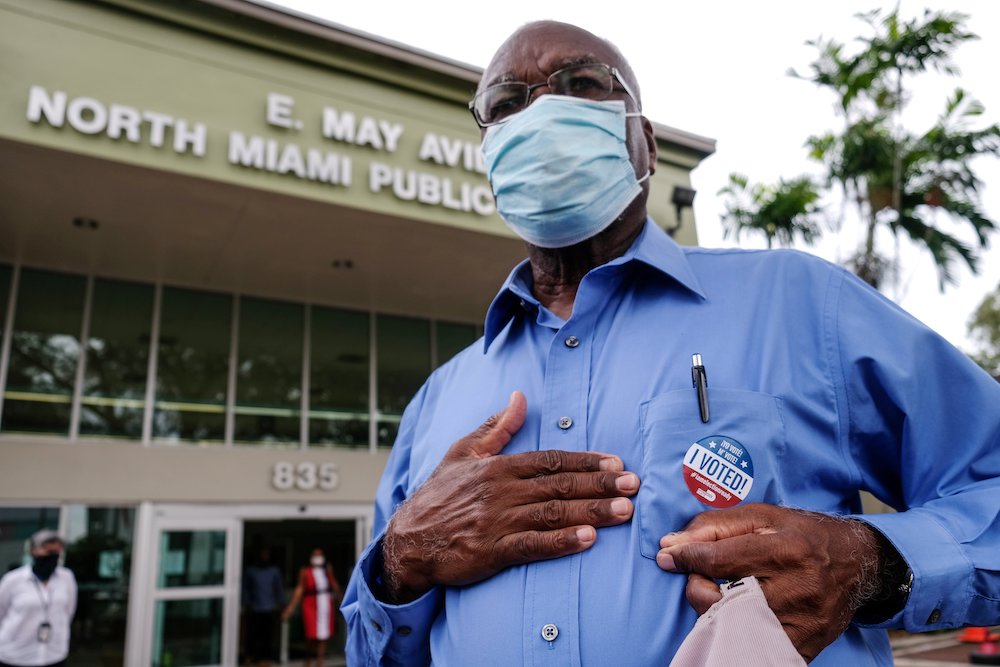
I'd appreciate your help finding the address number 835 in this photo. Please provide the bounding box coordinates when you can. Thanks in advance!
[272,462,340,491]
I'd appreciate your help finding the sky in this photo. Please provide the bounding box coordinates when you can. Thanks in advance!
[263,0,1000,354]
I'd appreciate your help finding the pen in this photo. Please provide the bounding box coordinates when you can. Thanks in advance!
[691,353,710,423]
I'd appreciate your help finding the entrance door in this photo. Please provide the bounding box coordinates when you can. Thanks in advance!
[144,517,242,667]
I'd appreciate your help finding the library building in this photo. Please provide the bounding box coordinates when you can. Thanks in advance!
[0,0,714,664]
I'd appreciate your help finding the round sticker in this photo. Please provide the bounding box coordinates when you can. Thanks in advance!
[682,435,754,508]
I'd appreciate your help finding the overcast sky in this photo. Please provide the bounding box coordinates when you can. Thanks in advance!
[264,0,1000,354]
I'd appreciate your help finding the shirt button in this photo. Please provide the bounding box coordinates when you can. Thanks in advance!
[396,625,412,636]
[927,608,942,624]
[541,623,559,642]
[564,335,580,348]
[558,416,573,430]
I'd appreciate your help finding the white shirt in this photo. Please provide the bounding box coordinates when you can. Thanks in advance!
[0,565,77,666]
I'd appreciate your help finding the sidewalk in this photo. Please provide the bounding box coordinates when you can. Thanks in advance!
[892,628,1000,666]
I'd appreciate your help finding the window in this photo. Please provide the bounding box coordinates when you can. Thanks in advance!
[64,506,135,665]
[376,315,430,448]
[79,279,154,438]
[154,288,231,444]
[0,264,10,354]
[0,506,59,572]
[2,269,86,434]
[234,297,303,445]
[436,321,477,367]
[309,306,369,448]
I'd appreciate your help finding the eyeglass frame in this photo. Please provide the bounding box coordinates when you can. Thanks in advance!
[468,62,642,128]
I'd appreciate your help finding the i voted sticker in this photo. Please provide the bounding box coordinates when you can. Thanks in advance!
[682,435,754,508]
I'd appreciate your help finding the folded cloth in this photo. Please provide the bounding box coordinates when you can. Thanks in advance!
[669,576,806,667]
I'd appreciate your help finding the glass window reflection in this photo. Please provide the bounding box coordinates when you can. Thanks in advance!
[152,598,223,667]
[309,306,369,448]
[0,506,60,571]
[0,265,10,352]
[158,530,226,588]
[64,506,134,665]
[377,315,430,448]
[436,321,477,367]
[2,269,86,435]
[79,279,154,439]
[154,288,231,444]
[235,297,303,445]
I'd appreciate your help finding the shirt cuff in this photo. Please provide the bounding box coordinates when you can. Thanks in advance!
[356,535,442,661]
[854,510,972,631]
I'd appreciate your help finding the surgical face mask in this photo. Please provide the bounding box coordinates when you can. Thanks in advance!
[310,555,325,567]
[32,553,59,581]
[482,95,649,249]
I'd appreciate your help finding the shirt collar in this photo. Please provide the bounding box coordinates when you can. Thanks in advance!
[483,218,706,351]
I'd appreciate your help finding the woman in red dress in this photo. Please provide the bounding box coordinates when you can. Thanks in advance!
[281,548,343,667]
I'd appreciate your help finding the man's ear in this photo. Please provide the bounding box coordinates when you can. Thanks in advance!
[642,116,657,176]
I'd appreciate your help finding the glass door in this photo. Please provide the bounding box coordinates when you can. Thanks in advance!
[144,518,241,667]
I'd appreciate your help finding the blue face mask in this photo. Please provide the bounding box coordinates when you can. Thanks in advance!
[482,95,649,248]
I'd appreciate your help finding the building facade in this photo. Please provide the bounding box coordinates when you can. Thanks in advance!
[0,1,715,664]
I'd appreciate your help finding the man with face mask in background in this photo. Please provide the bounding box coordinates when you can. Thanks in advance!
[340,20,1000,666]
[0,530,76,667]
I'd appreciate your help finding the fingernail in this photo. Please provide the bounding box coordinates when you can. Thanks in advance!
[599,457,623,472]
[576,526,595,543]
[611,498,631,516]
[615,473,638,492]
[660,531,682,548]
[656,551,676,571]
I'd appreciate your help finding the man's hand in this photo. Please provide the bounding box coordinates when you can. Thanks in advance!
[656,503,882,663]
[381,391,640,603]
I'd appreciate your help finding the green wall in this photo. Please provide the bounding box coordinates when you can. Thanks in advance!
[0,0,704,243]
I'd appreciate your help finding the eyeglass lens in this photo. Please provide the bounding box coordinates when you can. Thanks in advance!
[473,63,616,126]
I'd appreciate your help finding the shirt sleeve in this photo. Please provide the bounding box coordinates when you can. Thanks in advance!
[341,382,442,667]
[831,269,1000,631]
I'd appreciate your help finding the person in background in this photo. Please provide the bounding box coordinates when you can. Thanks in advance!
[242,547,284,667]
[0,530,77,667]
[282,548,342,667]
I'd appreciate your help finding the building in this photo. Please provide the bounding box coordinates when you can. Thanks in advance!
[0,1,715,664]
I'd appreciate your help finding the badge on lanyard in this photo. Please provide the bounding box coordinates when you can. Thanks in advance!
[37,621,52,643]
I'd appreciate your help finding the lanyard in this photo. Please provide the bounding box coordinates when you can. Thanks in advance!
[31,576,52,624]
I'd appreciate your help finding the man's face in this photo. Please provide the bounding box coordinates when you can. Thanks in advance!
[479,21,656,181]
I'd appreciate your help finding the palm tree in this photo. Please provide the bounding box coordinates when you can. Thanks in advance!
[720,8,1000,292]
[718,174,821,249]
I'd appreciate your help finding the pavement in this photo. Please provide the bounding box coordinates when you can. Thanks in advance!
[892,628,1000,666]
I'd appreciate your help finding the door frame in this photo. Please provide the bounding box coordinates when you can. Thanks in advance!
[125,502,373,667]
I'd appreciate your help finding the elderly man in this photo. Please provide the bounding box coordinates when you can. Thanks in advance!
[0,530,77,667]
[342,20,1000,665]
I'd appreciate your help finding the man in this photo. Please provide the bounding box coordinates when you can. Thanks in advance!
[342,20,1000,665]
[242,548,284,667]
[0,530,77,667]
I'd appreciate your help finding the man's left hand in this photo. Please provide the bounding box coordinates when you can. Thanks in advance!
[656,503,881,663]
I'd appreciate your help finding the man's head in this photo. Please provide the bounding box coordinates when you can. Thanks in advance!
[30,528,63,557]
[475,21,656,250]
[29,529,63,581]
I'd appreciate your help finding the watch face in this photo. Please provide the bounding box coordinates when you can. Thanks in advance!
[37,622,52,643]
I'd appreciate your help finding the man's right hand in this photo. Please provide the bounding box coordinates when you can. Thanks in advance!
[380,390,639,603]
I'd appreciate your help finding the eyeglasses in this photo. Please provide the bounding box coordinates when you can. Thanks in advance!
[469,62,640,128]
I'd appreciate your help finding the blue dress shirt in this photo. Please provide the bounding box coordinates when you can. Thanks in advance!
[342,219,1000,666]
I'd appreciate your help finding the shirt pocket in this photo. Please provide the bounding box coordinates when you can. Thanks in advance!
[635,388,787,559]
